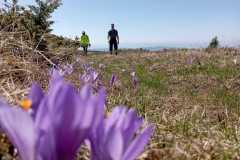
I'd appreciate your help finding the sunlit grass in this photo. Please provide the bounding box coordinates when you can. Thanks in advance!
[84,50,240,159]
[1,49,240,159]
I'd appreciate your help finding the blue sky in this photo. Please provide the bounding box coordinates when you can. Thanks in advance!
[18,0,240,47]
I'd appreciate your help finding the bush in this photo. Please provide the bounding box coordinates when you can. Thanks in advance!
[208,36,219,49]
[0,0,62,51]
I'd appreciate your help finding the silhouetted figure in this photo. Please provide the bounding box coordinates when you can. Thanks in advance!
[80,31,91,55]
[108,24,119,55]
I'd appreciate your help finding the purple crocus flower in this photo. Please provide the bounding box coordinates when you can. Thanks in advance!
[82,63,91,72]
[92,70,99,81]
[80,65,99,85]
[0,70,104,160]
[80,71,99,84]
[186,56,194,65]
[131,72,139,88]
[109,74,117,87]
[0,69,153,160]
[62,63,74,75]
[89,107,154,160]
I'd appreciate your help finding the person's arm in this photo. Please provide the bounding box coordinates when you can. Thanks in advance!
[87,35,91,46]
[116,31,119,44]
[108,31,110,42]
[80,36,82,46]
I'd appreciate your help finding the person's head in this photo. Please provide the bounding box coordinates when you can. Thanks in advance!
[111,24,115,29]
[82,31,86,35]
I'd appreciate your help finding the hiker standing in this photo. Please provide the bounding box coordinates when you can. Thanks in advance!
[108,24,119,55]
[80,31,90,55]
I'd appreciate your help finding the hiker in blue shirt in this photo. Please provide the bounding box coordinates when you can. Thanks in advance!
[108,24,119,55]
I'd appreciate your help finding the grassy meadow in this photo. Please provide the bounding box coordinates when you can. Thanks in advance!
[1,48,240,159]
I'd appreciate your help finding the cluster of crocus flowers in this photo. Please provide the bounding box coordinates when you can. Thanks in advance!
[80,64,99,85]
[0,70,153,160]
[62,63,74,75]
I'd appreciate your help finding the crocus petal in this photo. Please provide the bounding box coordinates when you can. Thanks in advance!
[28,83,45,119]
[79,84,92,101]
[78,89,95,129]
[34,99,52,135]
[122,109,144,145]
[110,74,117,87]
[79,87,105,130]
[35,108,57,160]
[93,71,99,81]
[106,107,144,148]
[105,107,127,133]
[46,77,69,111]
[51,85,85,159]
[37,128,57,160]
[90,88,106,129]
[48,83,92,160]
[64,64,74,75]
[106,128,124,160]
[49,69,64,89]
[79,98,95,129]
[0,104,36,160]
[122,125,154,160]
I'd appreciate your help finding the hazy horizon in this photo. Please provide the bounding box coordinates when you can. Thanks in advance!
[89,41,239,50]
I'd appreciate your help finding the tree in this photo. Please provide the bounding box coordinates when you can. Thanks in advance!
[0,0,24,32]
[25,0,62,51]
[1,0,62,51]
[208,36,219,49]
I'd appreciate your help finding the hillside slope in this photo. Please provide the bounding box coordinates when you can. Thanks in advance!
[1,48,240,159]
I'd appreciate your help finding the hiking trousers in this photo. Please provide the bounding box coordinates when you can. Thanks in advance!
[109,39,118,54]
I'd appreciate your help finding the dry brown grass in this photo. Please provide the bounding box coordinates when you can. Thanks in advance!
[1,48,240,159]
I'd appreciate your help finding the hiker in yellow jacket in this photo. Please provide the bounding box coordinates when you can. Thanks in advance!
[80,31,91,55]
